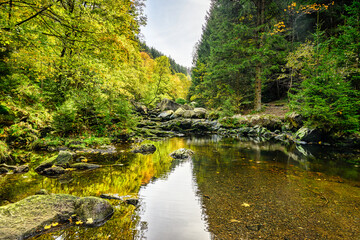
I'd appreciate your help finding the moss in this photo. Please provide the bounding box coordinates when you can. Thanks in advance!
[0,194,113,239]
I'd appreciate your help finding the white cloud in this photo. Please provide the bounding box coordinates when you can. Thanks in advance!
[140,0,211,67]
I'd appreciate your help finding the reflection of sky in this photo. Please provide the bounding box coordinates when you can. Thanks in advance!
[140,0,211,67]
[137,160,210,239]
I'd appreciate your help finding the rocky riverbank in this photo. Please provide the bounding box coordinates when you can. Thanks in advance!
[133,99,360,148]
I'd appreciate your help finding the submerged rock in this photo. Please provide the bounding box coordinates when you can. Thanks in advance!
[170,148,195,159]
[42,166,68,176]
[0,194,113,240]
[69,163,101,170]
[131,144,156,155]
[100,194,139,207]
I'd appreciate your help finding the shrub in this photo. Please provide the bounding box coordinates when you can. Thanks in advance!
[175,98,187,105]
[0,140,10,162]
[53,99,78,135]
[6,122,39,148]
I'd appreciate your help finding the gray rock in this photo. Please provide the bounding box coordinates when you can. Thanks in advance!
[157,98,182,111]
[74,197,114,226]
[42,166,68,176]
[0,194,113,239]
[183,110,196,118]
[13,165,29,174]
[286,112,303,129]
[193,108,208,118]
[170,148,195,159]
[55,150,74,167]
[69,163,101,170]
[295,127,322,143]
[158,110,174,120]
[173,107,186,118]
[131,144,157,154]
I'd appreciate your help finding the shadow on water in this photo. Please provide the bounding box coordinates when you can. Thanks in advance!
[0,136,359,239]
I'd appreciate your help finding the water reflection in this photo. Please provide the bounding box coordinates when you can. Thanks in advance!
[1,136,359,239]
[136,160,210,240]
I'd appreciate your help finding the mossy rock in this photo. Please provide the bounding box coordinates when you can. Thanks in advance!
[131,144,156,155]
[0,194,113,239]
[170,148,194,159]
[69,163,101,170]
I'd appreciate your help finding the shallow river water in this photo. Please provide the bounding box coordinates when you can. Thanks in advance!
[1,136,359,239]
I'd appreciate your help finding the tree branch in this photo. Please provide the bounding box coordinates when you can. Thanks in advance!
[14,1,59,27]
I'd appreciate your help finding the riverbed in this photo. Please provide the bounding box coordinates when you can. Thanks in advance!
[0,136,359,239]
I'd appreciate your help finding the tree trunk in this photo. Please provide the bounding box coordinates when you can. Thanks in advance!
[253,0,265,111]
[254,64,262,111]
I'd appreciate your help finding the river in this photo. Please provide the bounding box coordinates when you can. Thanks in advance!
[0,136,359,239]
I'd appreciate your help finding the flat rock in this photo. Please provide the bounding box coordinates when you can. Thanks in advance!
[69,163,101,170]
[0,194,113,239]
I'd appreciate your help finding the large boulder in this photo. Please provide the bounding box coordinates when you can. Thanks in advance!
[170,148,195,159]
[236,115,283,131]
[0,194,113,239]
[173,107,186,118]
[193,108,208,118]
[35,150,74,175]
[131,144,156,155]
[183,110,197,118]
[286,112,303,129]
[157,98,182,111]
[132,102,148,115]
[295,127,322,143]
[158,110,174,120]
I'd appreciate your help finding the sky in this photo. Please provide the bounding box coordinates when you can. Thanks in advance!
[140,0,211,68]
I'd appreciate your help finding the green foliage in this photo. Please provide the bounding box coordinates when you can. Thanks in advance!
[0,141,10,161]
[5,122,39,148]
[53,100,78,135]
[175,98,187,105]
[31,137,64,150]
[219,99,235,118]
[219,117,241,128]
[290,39,360,133]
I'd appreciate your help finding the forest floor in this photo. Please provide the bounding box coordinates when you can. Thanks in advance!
[243,99,290,118]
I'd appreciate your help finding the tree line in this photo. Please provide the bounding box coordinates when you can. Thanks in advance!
[189,0,359,133]
[0,0,190,143]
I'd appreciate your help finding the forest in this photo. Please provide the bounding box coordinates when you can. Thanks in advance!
[191,0,359,133]
[0,0,191,155]
[0,0,360,160]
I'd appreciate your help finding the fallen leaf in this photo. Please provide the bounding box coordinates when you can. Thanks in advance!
[52,222,59,227]
[230,219,241,223]
[86,218,94,224]
[75,220,83,225]
[44,225,51,230]
[241,202,250,207]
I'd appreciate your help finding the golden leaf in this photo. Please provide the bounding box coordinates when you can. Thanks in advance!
[241,203,250,207]
[76,220,83,225]
[86,218,94,224]
[44,225,51,230]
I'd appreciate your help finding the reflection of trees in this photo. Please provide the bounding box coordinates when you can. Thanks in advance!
[0,138,193,239]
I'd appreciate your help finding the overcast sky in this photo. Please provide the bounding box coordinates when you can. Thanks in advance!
[140,0,211,68]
